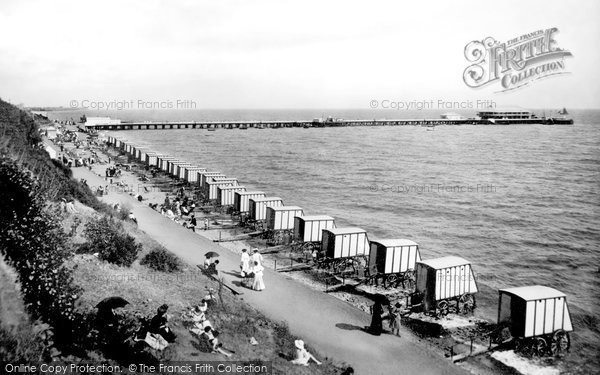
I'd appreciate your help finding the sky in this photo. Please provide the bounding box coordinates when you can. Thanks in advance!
[0,0,599,109]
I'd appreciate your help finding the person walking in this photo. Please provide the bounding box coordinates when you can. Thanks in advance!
[252,261,265,291]
[240,248,250,277]
[251,248,263,269]
[189,214,197,232]
[388,302,402,337]
[366,298,385,336]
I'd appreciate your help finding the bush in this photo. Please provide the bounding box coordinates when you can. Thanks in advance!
[0,157,82,342]
[0,98,110,213]
[81,216,141,267]
[141,247,181,272]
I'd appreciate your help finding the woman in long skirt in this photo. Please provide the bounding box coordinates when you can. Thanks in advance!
[252,261,265,291]
[367,301,383,335]
[240,248,250,277]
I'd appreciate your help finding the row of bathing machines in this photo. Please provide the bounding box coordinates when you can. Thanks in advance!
[107,136,573,356]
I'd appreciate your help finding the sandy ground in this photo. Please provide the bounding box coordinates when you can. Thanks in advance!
[69,157,469,375]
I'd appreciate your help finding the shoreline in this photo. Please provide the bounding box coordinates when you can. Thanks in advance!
[64,134,475,374]
[92,134,516,374]
[55,127,575,374]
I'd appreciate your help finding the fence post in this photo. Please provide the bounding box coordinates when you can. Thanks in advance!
[274,259,277,271]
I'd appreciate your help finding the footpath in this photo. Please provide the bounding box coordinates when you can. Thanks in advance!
[72,166,467,375]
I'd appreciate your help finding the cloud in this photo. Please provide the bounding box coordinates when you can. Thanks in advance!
[0,0,598,108]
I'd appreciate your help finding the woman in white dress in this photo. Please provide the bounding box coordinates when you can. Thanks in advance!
[252,261,265,291]
[240,248,251,277]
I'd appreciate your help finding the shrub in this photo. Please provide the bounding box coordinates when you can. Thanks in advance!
[0,98,110,213]
[0,157,82,343]
[81,216,141,267]
[141,247,181,272]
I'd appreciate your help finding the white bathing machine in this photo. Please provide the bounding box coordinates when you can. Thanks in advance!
[167,160,180,176]
[368,239,421,289]
[265,206,303,244]
[496,285,573,356]
[213,177,238,186]
[177,163,193,179]
[293,215,336,252]
[205,180,237,200]
[145,152,159,167]
[184,167,206,183]
[200,172,225,189]
[218,186,246,206]
[234,191,266,213]
[321,227,369,259]
[249,197,284,221]
[135,147,149,162]
[159,157,177,172]
[413,256,478,316]
[266,206,303,231]
[319,227,370,274]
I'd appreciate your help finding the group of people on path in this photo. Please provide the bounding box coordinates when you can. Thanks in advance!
[366,297,405,337]
[240,248,265,291]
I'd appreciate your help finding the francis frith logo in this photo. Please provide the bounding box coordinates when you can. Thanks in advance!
[463,28,572,92]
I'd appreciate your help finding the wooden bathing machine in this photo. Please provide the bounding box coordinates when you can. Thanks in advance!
[206,179,237,200]
[249,197,284,221]
[497,285,573,353]
[369,239,421,276]
[414,256,478,314]
[218,186,246,206]
[200,172,225,189]
[266,206,304,231]
[293,215,336,243]
[234,191,266,213]
[321,227,369,259]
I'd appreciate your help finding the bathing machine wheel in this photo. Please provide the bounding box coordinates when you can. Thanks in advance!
[550,330,570,356]
[459,293,476,314]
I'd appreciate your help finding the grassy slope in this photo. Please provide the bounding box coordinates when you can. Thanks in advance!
[63,202,342,374]
[0,255,47,362]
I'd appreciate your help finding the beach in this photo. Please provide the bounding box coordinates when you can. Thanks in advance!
[68,141,473,375]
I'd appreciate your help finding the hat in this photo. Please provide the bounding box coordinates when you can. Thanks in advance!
[158,304,169,314]
[294,339,304,350]
[253,248,259,253]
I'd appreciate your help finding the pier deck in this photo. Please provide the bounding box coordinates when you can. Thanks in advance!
[84,117,573,131]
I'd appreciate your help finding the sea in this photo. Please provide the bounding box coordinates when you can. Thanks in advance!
[49,109,600,373]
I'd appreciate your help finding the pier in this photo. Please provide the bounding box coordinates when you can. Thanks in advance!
[84,117,573,131]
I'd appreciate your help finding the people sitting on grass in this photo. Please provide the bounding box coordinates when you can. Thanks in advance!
[207,260,219,276]
[203,255,212,269]
[149,304,177,343]
[128,211,138,224]
[187,303,213,336]
[291,339,322,366]
[202,326,233,357]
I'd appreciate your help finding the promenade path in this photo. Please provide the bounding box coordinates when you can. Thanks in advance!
[73,167,467,375]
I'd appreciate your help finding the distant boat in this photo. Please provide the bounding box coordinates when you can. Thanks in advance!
[558,108,569,115]
[207,128,216,131]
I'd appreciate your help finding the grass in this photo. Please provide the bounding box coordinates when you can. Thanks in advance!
[0,255,47,362]
[60,205,343,374]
